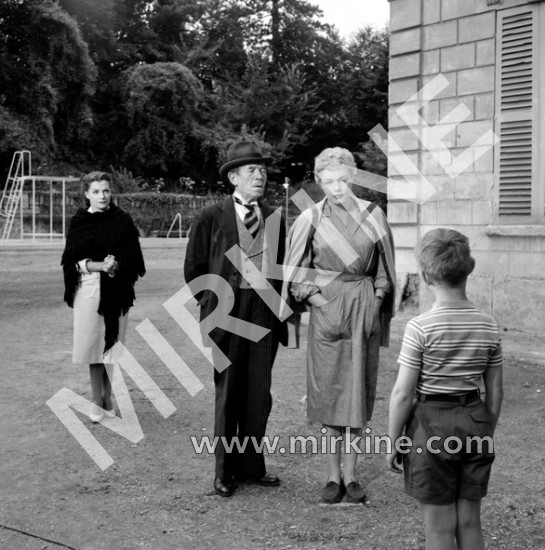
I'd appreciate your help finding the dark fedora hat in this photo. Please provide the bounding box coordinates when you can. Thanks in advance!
[219,141,272,176]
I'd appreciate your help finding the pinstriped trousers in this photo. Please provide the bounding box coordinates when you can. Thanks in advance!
[212,288,280,480]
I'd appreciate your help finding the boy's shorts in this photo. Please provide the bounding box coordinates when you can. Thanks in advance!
[403,394,495,505]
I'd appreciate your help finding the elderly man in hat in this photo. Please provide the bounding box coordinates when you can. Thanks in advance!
[184,141,288,497]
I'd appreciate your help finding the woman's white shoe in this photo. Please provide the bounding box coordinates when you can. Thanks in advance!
[89,404,104,423]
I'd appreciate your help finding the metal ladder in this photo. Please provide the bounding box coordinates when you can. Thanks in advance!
[0,150,31,240]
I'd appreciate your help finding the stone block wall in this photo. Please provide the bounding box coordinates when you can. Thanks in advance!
[388,0,545,332]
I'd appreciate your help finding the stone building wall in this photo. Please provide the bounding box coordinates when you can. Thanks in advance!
[388,0,545,332]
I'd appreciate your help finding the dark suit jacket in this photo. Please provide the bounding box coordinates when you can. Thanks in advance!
[184,195,288,347]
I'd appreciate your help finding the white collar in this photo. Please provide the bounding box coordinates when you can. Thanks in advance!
[233,190,258,207]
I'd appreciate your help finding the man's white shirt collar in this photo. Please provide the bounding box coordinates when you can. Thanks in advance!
[233,190,258,207]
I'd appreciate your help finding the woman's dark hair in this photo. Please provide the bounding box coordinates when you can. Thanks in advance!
[80,171,112,194]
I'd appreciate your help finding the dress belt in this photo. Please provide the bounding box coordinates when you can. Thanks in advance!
[334,273,373,282]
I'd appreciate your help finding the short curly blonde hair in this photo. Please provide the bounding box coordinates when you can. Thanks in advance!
[314,147,356,182]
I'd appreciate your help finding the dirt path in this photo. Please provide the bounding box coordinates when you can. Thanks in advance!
[0,243,543,550]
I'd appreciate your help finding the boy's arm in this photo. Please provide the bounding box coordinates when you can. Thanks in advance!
[387,318,424,472]
[387,365,419,472]
[483,362,503,434]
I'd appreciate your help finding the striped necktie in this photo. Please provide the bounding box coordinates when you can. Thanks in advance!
[234,196,260,238]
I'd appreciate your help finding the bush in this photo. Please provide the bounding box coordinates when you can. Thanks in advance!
[57,191,222,237]
[115,193,221,236]
[109,166,143,194]
[26,176,386,240]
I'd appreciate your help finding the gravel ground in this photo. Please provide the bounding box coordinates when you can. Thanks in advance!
[0,242,543,550]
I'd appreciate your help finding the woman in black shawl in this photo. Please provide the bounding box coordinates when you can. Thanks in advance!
[61,171,145,423]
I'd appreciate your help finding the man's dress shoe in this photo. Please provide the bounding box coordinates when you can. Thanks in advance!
[239,473,280,486]
[214,477,236,497]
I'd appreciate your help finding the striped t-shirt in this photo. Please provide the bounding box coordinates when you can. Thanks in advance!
[398,301,503,394]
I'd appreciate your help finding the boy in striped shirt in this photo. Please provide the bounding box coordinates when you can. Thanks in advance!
[387,228,503,550]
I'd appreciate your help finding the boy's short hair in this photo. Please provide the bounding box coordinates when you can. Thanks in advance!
[415,228,475,286]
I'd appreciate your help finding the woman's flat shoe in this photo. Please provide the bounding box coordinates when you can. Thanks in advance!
[89,404,103,423]
[344,481,366,503]
[321,480,345,504]
[103,409,116,418]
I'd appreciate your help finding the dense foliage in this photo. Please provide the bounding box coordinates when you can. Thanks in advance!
[0,0,389,190]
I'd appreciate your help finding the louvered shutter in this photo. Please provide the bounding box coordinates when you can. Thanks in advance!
[495,6,537,220]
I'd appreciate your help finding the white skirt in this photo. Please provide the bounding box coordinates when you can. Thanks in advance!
[73,273,128,365]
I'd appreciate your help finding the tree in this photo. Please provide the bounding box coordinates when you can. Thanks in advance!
[59,0,161,169]
[149,0,206,60]
[121,62,204,177]
[300,25,389,166]
[0,0,390,186]
[346,26,390,133]
[193,0,249,84]
[58,0,116,70]
[0,0,96,168]
[196,56,319,181]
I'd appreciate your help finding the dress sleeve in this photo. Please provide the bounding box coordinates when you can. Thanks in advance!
[77,259,91,274]
[287,217,319,302]
[285,210,320,303]
[289,235,320,302]
[374,253,392,294]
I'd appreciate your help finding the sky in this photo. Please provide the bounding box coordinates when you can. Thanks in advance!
[312,0,390,38]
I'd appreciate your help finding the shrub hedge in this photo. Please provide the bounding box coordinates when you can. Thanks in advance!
[64,191,223,236]
[29,180,386,239]
[115,193,222,236]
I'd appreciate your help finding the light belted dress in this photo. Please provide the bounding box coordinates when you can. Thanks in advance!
[73,261,129,365]
[286,198,396,428]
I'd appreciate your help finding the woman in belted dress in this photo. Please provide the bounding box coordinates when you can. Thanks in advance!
[286,147,395,504]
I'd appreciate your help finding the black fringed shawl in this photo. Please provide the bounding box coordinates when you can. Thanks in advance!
[61,205,146,352]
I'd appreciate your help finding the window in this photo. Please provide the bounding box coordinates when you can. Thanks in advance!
[494,3,545,223]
